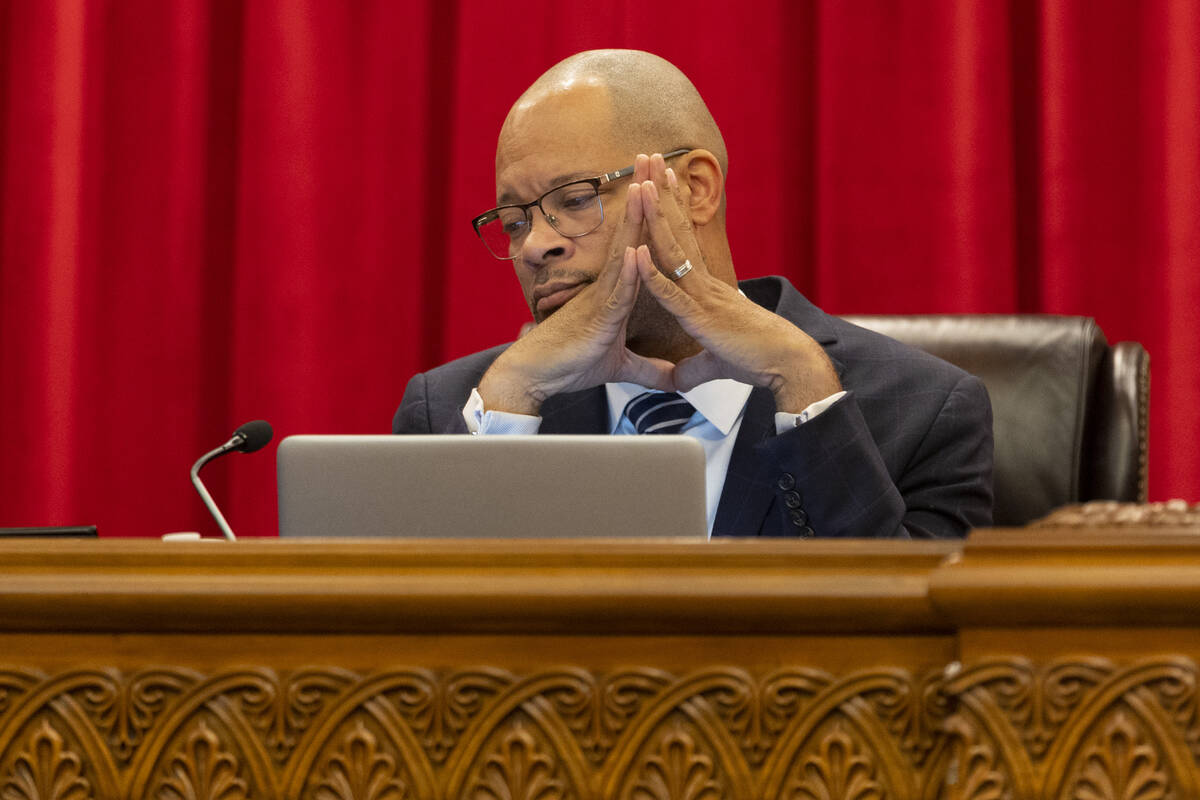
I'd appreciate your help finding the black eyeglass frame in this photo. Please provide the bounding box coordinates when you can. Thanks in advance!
[471,148,691,260]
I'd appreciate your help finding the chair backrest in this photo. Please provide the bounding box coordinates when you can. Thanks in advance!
[840,315,1149,526]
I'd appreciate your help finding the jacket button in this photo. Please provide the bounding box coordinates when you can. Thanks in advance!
[784,491,802,509]
[799,525,815,538]
[789,509,808,526]
[777,473,796,491]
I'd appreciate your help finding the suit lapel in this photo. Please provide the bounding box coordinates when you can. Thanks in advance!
[539,387,609,434]
[711,278,847,536]
[713,386,777,536]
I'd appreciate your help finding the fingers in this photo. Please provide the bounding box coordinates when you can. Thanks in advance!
[598,152,692,307]
[649,152,669,187]
[595,182,643,296]
[621,154,652,230]
[615,351,677,393]
[596,154,652,295]
[650,153,687,228]
[672,351,722,393]
[600,244,639,309]
[592,246,641,336]
[636,156,702,284]
[642,184,693,280]
[634,153,650,184]
[634,244,699,320]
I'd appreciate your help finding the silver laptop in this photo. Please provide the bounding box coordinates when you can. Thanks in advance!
[277,435,708,539]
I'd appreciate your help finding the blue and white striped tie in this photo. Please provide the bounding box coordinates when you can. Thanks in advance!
[623,391,696,435]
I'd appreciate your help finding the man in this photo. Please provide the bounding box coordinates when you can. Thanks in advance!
[394,50,993,538]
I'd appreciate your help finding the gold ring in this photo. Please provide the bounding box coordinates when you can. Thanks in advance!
[670,260,693,280]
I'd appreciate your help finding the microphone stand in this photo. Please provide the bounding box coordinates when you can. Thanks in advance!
[189,438,242,541]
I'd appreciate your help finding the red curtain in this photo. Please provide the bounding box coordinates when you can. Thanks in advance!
[2,1,1196,538]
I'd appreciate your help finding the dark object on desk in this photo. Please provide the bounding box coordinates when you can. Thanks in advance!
[0,525,98,537]
[842,314,1149,526]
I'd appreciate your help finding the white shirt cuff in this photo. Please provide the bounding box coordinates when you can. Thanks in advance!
[773,390,847,435]
[462,387,543,434]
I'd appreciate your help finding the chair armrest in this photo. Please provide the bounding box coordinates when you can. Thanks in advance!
[1084,340,1150,503]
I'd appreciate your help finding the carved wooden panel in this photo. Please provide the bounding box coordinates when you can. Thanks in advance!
[937,656,1200,799]
[3,660,1200,799]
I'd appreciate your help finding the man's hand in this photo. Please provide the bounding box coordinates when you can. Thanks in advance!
[633,154,842,413]
[478,160,675,415]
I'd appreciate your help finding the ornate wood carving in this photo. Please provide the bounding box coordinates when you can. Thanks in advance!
[860,668,950,767]
[1067,711,1170,800]
[0,660,1198,798]
[629,719,722,800]
[1144,662,1200,764]
[935,715,1009,800]
[946,657,1114,762]
[784,718,883,800]
[236,668,353,764]
[1032,500,1200,528]
[387,668,511,765]
[152,720,248,800]
[702,668,828,768]
[313,720,407,800]
[0,719,92,800]
[544,668,670,767]
[467,719,568,800]
[0,673,38,717]
[76,669,196,764]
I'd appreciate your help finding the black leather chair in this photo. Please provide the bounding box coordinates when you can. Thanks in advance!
[840,315,1149,526]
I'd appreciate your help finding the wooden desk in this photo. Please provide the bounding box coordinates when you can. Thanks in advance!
[1,529,1198,799]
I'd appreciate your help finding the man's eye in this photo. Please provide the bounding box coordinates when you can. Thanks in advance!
[558,192,594,212]
[502,218,529,236]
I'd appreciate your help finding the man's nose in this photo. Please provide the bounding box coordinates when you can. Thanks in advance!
[518,207,571,268]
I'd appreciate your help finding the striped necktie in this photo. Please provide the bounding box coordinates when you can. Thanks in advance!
[623,391,696,435]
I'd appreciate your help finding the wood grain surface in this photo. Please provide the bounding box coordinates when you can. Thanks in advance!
[2,530,1199,799]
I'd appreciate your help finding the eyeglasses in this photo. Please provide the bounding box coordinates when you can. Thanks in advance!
[471,149,691,260]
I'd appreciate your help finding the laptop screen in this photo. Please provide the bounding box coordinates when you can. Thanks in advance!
[277,435,708,539]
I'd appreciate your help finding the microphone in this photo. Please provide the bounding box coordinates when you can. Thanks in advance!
[189,420,274,541]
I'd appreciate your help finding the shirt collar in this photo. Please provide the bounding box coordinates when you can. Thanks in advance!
[605,379,753,435]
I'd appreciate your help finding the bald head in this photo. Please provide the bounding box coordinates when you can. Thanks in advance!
[498,50,727,176]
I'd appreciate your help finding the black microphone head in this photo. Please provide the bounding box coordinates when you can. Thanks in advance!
[232,420,274,453]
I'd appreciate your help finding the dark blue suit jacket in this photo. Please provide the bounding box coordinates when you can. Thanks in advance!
[393,277,993,538]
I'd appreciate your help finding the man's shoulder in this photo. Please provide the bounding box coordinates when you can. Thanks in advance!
[826,313,976,383]
[417,343,512,390]
[393,343,512,434]
[740,275,977,389]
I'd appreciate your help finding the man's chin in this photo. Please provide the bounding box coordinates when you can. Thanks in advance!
[530,279,594,322]
[531,303,567,325]
[532,302,563,324]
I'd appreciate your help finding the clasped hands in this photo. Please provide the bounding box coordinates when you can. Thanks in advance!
[478,153,842,416]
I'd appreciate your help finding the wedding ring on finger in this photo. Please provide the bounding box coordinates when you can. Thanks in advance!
[669,259,693,281]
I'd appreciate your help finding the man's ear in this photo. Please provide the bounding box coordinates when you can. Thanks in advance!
[681,149,724,226]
